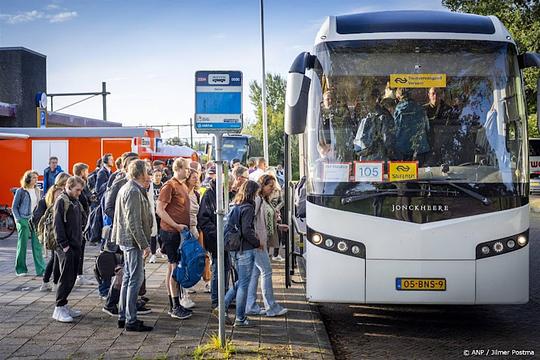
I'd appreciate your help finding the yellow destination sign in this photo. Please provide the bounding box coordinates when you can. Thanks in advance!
[388,161,418,182]
[389,74,446,88]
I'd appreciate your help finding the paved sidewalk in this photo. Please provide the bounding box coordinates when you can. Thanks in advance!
[0,235,334,359]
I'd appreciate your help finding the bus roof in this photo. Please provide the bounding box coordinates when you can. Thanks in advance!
[316,11,513,45]
[0,127,147,138]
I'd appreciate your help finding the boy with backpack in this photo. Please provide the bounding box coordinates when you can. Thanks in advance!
[112,160,153,332]
[156,158,192,320]
[52,176,86,323]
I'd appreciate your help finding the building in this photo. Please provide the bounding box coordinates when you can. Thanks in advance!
[0,47,120,128]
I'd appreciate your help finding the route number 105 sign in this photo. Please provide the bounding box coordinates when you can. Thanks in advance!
[354,162,384,182]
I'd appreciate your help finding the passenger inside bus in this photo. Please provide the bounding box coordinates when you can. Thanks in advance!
[353,88,395,160]
[393,87,431,163]
[319,89,356,162]
[423,87,452,125]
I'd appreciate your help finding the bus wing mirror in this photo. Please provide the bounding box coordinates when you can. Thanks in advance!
[285,52,315,135]
[518,52,540,133]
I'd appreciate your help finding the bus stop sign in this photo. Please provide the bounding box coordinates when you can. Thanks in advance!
[194,70,243,133]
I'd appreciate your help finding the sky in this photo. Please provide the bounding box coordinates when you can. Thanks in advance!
[0,0,446,140]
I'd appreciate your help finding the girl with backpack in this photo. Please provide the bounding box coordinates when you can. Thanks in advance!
[221,180,261,327]
[37,173,70,291]
[149,170,164,263]
[12,170,45,276]
[245,174,288,317]
[185,169,211,295]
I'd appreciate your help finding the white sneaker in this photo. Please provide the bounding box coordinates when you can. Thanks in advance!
[53,306,73,323]
[156,248,166,258]
[180,297,195,309]
[16,272,28,277]
[65,305,81,318]
[76,275,97,286]
[40,282,52,292]
[272,255,285,262]
[187,287,196,294]
[148,255,156,264]
[267,307,288,317]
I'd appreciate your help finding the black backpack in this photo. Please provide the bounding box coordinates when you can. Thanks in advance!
[88,169,98,193]
[223,204,243,252]
[84,204,103,244]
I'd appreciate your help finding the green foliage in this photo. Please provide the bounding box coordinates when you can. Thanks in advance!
[442,0,540,137]
[193,334,236,360]
[165,136,190,146]
[528,114,540,138]
[244,73,300,179]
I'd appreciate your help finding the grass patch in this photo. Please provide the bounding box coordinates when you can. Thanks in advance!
[193,334,237,360]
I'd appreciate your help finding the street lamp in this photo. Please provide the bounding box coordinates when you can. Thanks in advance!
[260,0,269,164]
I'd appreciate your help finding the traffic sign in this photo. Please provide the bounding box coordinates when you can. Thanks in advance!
[36,108,47,128]
[194,70,242,133]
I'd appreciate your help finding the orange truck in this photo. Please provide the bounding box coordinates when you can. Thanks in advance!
[0,127,198,207]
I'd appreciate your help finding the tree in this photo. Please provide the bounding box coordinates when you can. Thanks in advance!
[165,137,189,146]
[244,73,300,179]
[442,0,540,136]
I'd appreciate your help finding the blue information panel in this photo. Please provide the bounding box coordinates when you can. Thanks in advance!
[194,70,243,133]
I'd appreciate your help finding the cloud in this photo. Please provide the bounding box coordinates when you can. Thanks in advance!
[48,11,78,23]
[46,4,60,10]
[0,10,44,24]
[0,8,77,25]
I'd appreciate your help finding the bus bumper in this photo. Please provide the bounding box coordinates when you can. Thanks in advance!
[475,246,529,304]
[305,242,529,304]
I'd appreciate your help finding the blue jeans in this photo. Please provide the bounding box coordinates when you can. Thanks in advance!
[98,278,111,297]
[224,249,255,322]
[211,251,231,308]
[246,248,284,316]
[118,246,144,325]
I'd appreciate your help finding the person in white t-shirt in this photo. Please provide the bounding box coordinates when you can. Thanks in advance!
[248,157,267,182]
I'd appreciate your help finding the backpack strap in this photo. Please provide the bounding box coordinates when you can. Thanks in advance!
[58,193,72,223]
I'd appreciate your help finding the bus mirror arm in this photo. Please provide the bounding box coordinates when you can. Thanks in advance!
[285,52,316,135]
[518,52,540,133]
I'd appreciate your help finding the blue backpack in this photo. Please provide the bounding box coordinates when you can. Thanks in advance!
[173,229,207,288]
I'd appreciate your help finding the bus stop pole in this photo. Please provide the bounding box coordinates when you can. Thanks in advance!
[215,132,226,347]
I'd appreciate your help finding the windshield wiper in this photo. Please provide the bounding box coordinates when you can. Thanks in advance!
[340,188,453,205]
[419,180,492,206]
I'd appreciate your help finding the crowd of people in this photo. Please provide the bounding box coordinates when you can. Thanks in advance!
[11,153,289,332]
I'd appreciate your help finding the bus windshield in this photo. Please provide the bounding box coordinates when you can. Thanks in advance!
[307,39,528,196]
[221,136,249,164]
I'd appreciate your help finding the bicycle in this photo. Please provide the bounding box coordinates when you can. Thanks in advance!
[0,205,16,240]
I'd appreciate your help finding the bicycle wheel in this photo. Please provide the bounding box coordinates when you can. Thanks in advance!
[0,210,16,240]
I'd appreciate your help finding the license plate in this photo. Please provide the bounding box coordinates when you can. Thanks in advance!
[396,278,446,291]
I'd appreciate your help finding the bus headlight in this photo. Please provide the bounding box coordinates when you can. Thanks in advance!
[476,231,528,259]
[337,241,348,252]
[306,227,366,259]
[312,233,323,245]
[493,242,504,253]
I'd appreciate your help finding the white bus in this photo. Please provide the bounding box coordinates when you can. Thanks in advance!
[284,10,540,304]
